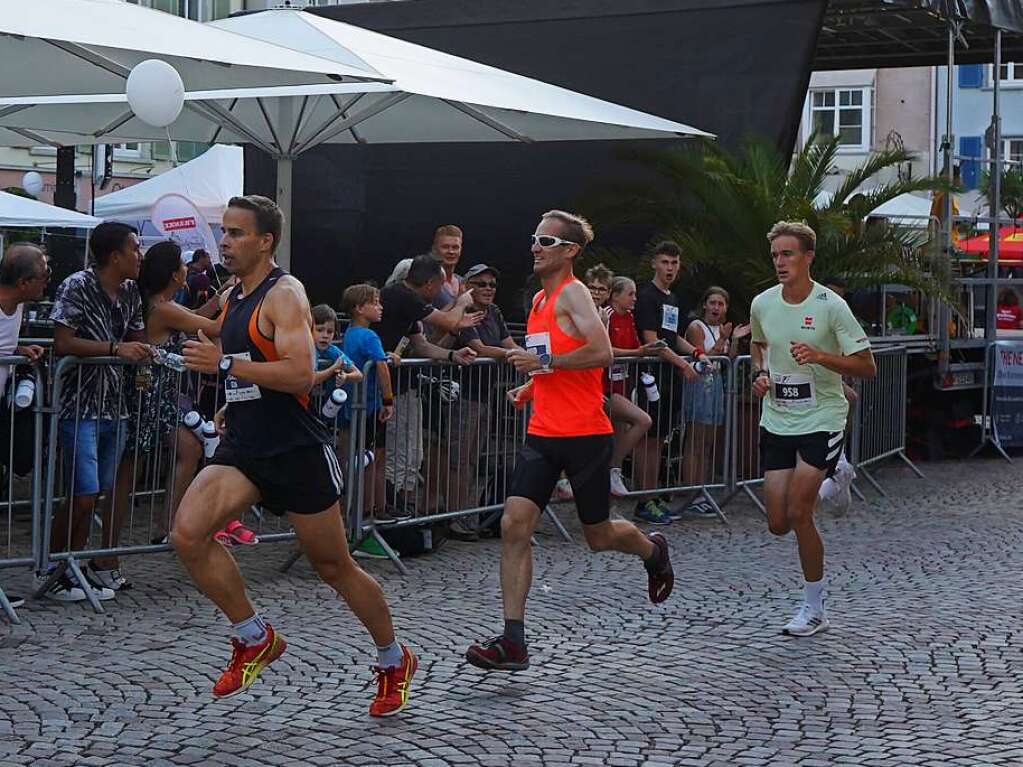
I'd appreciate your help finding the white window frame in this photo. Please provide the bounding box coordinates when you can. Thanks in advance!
[802,86,872,153]
[989,62,1023,86]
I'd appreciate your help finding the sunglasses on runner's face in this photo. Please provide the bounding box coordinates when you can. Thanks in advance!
[531,234,579,249]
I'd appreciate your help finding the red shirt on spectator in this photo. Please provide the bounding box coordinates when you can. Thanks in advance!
[997,304,1023,330]
[605,309,640,396]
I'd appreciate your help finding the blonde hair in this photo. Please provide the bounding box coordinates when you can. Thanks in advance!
[542,209,594,248]
[700,285,730,307]
[767,220,816,252]
[433,224,463,242]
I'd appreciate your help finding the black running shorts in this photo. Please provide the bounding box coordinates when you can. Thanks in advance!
[508,434,613,525]
[209,442,344,515]
[759,428,845,474]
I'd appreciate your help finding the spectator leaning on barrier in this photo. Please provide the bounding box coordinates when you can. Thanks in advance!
[632,241,701,523]
[0,243,49,610]
[431,224,464,312]
[340,284,395,527]
[374,254,479,518]
[445,264,521,538]
[45,222,152,603]
[310,303,361,424]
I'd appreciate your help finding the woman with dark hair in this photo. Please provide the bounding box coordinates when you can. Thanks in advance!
[125,241,254,548]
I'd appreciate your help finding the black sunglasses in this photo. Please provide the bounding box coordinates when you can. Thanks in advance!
[470,280,498,289]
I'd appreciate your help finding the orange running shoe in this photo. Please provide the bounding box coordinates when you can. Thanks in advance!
[369,644,418,717]
[212,624,287,698]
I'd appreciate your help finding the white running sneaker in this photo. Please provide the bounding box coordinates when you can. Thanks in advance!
[609,467,630,497]
[553,478,574,501]
[831,457,855,512]
[782,604,830,637]
[87,563,131,592]
[818,477,840,504]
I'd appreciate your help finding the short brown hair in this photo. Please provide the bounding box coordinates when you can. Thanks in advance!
[433,224,463,242]
[228,195,284,253]
[541,210,594,248]
[341,283,380,316]
[767,220,816,252]
[652,240,682,260]
[584,263,614,286]
[311,303,336,326]
[700,285,730,306]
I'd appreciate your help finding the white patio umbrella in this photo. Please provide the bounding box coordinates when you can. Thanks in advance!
[0,9,711,265]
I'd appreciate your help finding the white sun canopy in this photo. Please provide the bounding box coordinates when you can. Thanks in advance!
[0,8,711,264]
[0,190,101,229]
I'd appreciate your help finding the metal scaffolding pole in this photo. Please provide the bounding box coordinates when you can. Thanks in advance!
[987,29,1003,341]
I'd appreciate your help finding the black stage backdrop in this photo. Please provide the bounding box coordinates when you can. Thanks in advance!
[244,0,826,316]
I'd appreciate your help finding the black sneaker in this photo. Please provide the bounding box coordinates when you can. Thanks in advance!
[42,576,88,603]
[373,507,400,525]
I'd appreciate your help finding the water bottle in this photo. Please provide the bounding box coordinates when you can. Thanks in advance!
[13,377,34,409]
[153,347,187,373]
[361,450,374,469]
[183,410,205,442]
[321,388,347,419]
[693,358,711,375]
[641,372,660,402]
[200,420,220,459]
[394,336,411,359]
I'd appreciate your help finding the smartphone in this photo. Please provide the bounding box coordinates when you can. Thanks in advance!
[648,339,669,349]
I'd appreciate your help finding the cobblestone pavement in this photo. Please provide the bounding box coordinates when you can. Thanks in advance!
[2,458,1022,766]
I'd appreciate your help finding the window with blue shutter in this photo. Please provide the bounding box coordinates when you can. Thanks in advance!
[960,136,983,189]
[959,65,985,88]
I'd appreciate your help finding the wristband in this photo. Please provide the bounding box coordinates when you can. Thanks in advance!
[693,347,706,358]
[752,369,768,382]
[382,396,394,406]
[109,341,115,357]
[447,350,454,362]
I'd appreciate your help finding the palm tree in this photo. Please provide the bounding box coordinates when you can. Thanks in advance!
[583,134,948,318]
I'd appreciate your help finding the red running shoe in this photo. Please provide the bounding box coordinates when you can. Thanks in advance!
[465,635,529,671]
[212,624,287,698]
[646,532,674,604]
[369,644,418,717]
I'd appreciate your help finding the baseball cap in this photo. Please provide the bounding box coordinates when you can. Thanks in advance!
[464,264,500,281]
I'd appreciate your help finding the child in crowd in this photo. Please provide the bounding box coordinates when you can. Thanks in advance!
[311,305,363,469]
[340,285,398,526]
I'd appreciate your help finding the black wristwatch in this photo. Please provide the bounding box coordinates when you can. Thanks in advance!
[447,350,454,363]
[538,352,553,372]
[218,355,234,375]
[752,368,769,383]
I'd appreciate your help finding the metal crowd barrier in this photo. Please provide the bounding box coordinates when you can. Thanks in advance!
[0,356,45,624]
[848,346,924,496]
[721,356,766,514]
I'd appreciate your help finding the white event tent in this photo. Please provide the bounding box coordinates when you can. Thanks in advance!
[0,190,101,229]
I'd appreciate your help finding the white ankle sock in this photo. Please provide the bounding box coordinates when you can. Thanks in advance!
[233,613,268,646]
[804,579,825,612]
[377,639,403,668]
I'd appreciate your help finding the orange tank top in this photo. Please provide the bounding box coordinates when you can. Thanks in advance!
[525,276,613,438]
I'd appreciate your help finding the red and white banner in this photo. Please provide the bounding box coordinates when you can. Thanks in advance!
[150,193,220,263]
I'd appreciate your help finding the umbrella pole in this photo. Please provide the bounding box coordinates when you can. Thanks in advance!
[276,155,293,271]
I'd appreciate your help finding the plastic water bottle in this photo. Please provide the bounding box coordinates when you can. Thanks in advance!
[14,377,34,409]
[693,358,711,375]
[153,347,187,372]
[394,336,411,359]
[183,410,205,442]
[361,450,374,469]
[200,420,220,459]
[321,388,347,419]
[641,372,660,402]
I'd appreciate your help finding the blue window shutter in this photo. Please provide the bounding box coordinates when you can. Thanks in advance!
[960,136,983,190]
[959,64,984,88]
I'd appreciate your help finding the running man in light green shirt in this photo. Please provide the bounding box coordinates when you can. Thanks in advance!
[749,221,876,638]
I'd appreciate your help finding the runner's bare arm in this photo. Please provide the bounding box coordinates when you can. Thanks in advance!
[790,344,876,379]
[182,277,316,395]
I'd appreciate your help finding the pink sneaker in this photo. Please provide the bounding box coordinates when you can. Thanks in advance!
[214,520,259,547]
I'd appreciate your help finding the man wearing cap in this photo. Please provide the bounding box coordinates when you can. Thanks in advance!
[445,264,520,538]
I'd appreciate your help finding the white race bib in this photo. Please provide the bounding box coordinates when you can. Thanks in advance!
[223,352,262,402]
[524,332,553,377]
[771,371,816,410]
[609,364,626,382]
[661,304,679,333]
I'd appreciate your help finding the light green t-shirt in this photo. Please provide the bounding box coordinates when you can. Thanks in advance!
[750,282,870,435]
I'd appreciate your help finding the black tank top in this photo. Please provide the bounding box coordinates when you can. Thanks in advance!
[220,267,328,457]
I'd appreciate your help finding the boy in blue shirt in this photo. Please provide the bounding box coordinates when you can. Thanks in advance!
[311,304,361,427]
[340,285,398,525]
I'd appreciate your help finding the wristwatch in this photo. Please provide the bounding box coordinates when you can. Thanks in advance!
[752,368,768,383]
[538,352,553,372]
[218,355,234,375]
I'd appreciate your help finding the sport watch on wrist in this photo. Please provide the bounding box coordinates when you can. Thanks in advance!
[752,368,768,382]
[218,355,234,375]
[538,352,553,372]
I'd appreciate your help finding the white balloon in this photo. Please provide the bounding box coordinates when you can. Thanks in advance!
[21,171,43,196]
[126,60,185,128]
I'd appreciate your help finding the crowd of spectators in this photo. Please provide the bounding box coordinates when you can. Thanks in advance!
[2,214,756,600]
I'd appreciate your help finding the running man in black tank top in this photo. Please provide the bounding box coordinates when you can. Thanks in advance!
[175,196,417,716]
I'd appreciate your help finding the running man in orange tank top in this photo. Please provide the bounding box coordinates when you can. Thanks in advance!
[465,210,676,672]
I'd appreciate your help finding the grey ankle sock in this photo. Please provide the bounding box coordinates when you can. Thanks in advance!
[232,613,268,646]
[504,619,525,647]
[376,639,404,668]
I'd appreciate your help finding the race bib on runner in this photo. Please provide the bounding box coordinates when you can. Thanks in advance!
[771,371,815,410]
[661,304,679,333]
[223,352,262,402]
[524,332,553,376]
[609,364,626,382]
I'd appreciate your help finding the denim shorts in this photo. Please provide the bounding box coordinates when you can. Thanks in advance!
[59,418,127,496]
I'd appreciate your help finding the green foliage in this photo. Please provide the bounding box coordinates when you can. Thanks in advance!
[582,133,949,319]
[981,166,1023,221]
